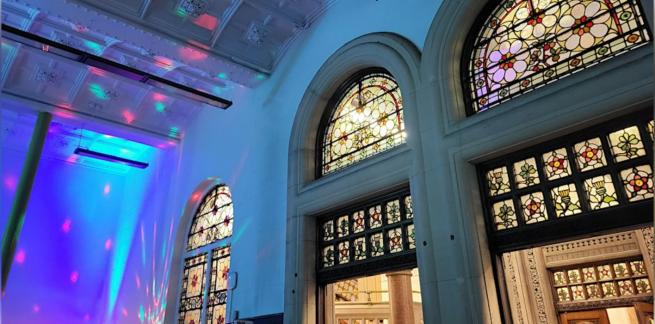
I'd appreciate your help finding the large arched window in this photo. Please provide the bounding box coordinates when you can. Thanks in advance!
[178,185,233,324]
[318,68,405,176]
[464,0,651,114]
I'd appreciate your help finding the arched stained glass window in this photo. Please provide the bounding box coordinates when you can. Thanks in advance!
[178,185,233,324]
[465,0,651,114]
[319,69,406,176]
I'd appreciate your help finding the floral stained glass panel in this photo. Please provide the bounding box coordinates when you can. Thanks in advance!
[352,211,365,233]
[386,200,401,224]
[323,220,334,241]
[551,183,582,217]
[574,138,607,172]
[584,174,619,210]
[514,158,540,188]
[208,247,230,324]
[635,279,652,294]
[404,196,414,219]
[187,186,234,251]
[179,254,207,323]
[321,72,405,175]
[543,148,572,180]
[370,232,384,257]
[323,246,335,268]
[369,205,383,229]
[620,165,654,202]
[466,0,650,113]
[407,224,416,249]
[337,215,350,237]
[520,192,548,224]
[338,241,350,264]
[387,228,403,253]
[492,200,518,230]
[608,126,646,162]
[487,166,512,196]
[586,284,601,299]
[354,237,366,261]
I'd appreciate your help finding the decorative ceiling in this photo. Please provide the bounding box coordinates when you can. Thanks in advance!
[2,0,336,81]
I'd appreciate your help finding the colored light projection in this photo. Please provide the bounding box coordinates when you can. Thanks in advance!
[1,112,179,323]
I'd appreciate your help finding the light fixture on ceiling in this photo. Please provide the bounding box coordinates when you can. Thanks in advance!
[74,148,149,169]
[1,24,232,109]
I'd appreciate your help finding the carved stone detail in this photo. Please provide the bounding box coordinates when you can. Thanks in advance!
[543,231,641,267]
[525,249,550,324]
[502,253,526,324]
[641,226,654,262]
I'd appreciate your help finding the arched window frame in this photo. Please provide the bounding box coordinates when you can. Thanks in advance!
[316,67,406,178]
[285,33,425,324]
[165,178,234,324]
[460,0,652,115]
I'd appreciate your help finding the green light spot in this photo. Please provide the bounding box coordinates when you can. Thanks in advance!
[168,127,179,138]
[83,40,103,54]
[89,83,108,100]
[154,102,166,113]
[217,72,227,79]
[256,73,266,80]
[175,7,187,17]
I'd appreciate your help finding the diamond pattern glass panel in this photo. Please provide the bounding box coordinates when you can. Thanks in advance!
[630,261,647,276]
[557,288,571,302]
[608,126,646,162]
[602,282,618,297]
[613,263,630,278]
[648,120,654,140]
[567,269,581,284]
[635,279,652,294]
[586,284,601,299]
[574,138,607,172]
[520,192,548,224]
[543,148,572,180]
[386,200,401,224]
[571,285,585,300]
[321,72,405,175]
[554,271,567,286]
[465,0,650,113]
[514,158,540,188]
[618,280,635,296]
[597,265,613,280]
[187,186,234,251]
[487,166,511,196]
[584,174,619,210]
[582,267,596,283]
[620,165,654,202]
[551,183,582,217]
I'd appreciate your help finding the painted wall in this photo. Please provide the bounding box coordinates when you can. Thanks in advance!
[167,0,443,320]
[0,107,179,324]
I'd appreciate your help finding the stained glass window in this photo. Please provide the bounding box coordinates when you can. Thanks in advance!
[320,69,405,175]
[178,185,235,324]
[318,190,415,282]
[465,0,651,113]
[552,257,652,308]
[187,185,234,251]
[479,112,652,234]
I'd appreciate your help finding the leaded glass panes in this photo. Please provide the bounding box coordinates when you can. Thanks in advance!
[520,192,548,224]
[179,254,207,324]
[387,227,403,253]
[323,220,335,241]
[179,185,235,324]
[551,183,582,217]
[513,158,540,188]
[487,166,511,196]
[552,257,652,306]
[543,148,571,180]
[187,186,234,251]
[320,70,405,175]
[574,138,606,172]
[584,174,619,209]
[465,0,651,113]
[404,196,414,219]
[207,247,230,324]
[492,200,518,230]
[608,126,646,162]
[318,190,415,271]
[620,165,654,201]
[479,114,652,233]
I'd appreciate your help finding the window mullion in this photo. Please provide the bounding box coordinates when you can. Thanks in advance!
[200,248,214,324]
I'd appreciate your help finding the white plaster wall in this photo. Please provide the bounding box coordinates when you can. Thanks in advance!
[167,0,443,320]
